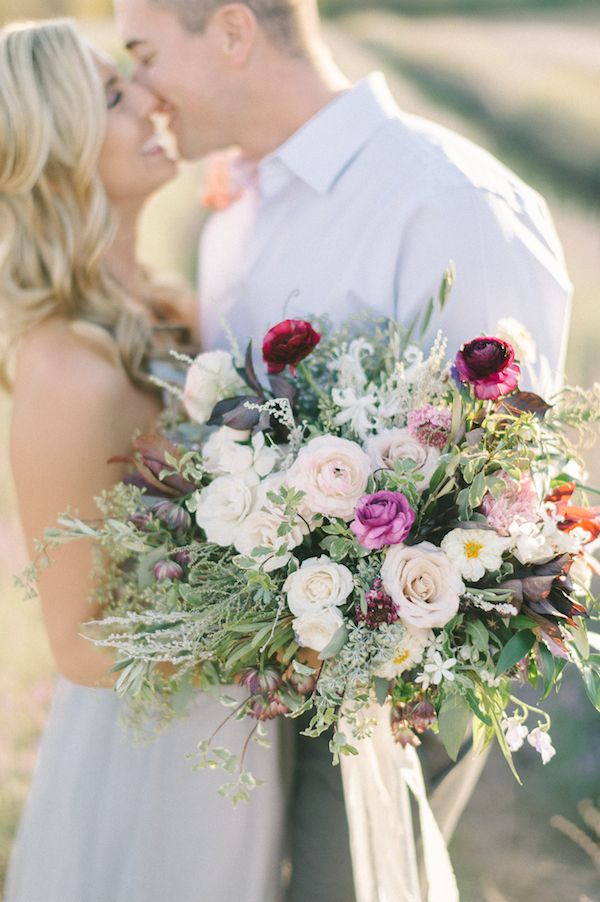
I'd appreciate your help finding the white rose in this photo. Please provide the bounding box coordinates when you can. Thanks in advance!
[251,432,279,478]
[284,555,354,616]
[194,476,253,546]
[381,541,463,629]
[287,435,371,520]
[183,350,245,425]
[364,428,440,492]
[234,509,304,572]
[293,607,344,653]
[202,426,254,476]
[374,625,432,679]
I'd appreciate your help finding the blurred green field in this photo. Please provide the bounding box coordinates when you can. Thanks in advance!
[1,7,599,901]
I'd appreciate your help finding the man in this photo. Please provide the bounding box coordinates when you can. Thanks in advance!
[115,0,572,898]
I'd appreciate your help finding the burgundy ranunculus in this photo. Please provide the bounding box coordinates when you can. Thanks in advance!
[454,336,520,400]
[350,491,415,550]
[262,319,321,375]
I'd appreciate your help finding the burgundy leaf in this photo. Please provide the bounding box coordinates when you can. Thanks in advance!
[500,391,552,420]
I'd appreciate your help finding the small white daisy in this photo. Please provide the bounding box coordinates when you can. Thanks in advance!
[416,651,457,688]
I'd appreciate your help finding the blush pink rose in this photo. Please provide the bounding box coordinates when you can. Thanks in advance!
[287,435,371,521]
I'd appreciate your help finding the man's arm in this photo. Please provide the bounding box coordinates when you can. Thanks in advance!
[394,184,572,393]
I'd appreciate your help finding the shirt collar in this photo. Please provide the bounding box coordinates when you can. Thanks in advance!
[258,72,398,198]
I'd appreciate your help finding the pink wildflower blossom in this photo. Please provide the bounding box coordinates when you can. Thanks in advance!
[407,405,452,449]
[481,472,539,535]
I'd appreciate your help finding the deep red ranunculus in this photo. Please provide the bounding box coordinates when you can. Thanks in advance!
[454,336,520,400]
[262,319,321,375]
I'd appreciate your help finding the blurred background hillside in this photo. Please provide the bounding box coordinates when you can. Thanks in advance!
[1,2,599,901]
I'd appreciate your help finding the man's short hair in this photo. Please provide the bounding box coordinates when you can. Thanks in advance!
[149,0,318,56]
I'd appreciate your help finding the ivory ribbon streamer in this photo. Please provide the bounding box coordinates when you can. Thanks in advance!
[340,708,459,902]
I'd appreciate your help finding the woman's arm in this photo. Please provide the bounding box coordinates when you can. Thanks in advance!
[10,320,160,687]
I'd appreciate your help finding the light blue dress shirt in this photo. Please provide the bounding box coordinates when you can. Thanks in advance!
[199,72,572,389]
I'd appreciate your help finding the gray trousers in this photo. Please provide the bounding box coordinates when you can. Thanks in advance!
[285,718,489,901]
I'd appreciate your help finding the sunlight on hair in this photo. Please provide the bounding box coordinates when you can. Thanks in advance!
[0,19,155,388]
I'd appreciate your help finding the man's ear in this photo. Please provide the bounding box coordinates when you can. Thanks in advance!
[211,3,258,67]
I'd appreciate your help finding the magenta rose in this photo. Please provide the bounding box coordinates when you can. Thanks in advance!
[262,319,321,375]
[454,336,520,400]
[350,491,416,550]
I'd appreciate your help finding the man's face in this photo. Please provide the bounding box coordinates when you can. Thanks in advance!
[115,0,232,159]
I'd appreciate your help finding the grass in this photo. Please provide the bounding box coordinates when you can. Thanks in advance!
[342,10,600,204]
[1,10,599,900]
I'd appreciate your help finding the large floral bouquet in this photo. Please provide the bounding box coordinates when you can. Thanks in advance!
[39,279,600,799]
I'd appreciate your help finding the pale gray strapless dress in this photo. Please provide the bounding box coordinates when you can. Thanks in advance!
[5,678,287,902]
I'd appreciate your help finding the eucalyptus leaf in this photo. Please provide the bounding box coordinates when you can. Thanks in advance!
[466,620,490,652]
[438,693,471,761]
[318,623,349,660]
[495,630,536,676]
[468,471,487,508]
[374,676,390,706]
[538,641,556,699]
[581,664,600,711]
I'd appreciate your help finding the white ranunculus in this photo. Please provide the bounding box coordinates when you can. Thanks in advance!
[287,435,371,521]
[233,509,304,572]
[508,521,554,564]
[293,607,344,653]
[441,528,510,582]
[364,428,440,491]
[283,555,354,616]
[183,350,245,425]
[570,554,593,596]
[251,432,279,478]
[194,476,253,546]
[202,426,254,476]
[381,541,464,629]
[374,625,432,679]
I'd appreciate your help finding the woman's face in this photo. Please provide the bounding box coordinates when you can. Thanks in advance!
[96,56,177,206]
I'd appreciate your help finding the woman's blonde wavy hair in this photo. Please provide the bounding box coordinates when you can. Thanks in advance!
[0,18,167,389]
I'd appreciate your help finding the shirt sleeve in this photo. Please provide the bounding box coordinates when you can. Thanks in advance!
[393,184,573,394]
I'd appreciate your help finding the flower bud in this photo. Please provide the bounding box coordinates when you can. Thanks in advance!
[153,560,184,581]
[248,694,290,721]
[152,500,192,532]
[239,666,283,695]
[173,548,193,567]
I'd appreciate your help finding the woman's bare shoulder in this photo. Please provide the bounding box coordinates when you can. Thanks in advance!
[11,317,142,449]
[15,317,125,394]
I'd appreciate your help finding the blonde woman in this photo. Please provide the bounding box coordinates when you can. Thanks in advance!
[2,20,286,902]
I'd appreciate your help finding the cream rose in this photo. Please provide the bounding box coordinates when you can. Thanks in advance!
[293,607,344,653]
[194,476,253,546]
[284,556,354,616]
[364,428,440,492]
[381,541,463,628]
[182,350,245,425]
[287,435,371,520]
[234,509,304,572]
